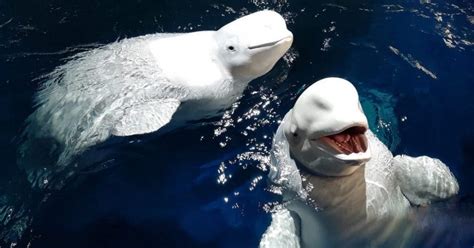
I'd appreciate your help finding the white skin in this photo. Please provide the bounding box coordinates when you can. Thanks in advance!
[19,10,293,189]
[260,78,459,248]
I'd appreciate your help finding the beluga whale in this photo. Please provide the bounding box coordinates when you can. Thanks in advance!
[259,77,459,248]
[18,10,293,189]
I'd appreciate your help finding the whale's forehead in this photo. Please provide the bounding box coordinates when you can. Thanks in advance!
[292,77,368,138]
[219,10,287,33]
[297,78,360,111]
[217,10,290,46]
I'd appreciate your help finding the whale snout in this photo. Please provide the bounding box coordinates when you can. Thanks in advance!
[248,33,293,50]
[278,32,293,50]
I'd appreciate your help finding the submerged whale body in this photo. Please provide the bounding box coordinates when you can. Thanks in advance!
[18,10,293,189]
[260,78,459,248]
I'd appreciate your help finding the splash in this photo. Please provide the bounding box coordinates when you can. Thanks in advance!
[206,46,298,211]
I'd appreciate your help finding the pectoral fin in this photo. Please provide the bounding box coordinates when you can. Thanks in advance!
[393,155,459,205]
[112,99,181,136]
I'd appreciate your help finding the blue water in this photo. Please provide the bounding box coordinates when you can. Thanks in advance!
[1,0,473,247]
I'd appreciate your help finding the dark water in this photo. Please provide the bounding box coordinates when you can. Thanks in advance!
[0,0,473,247]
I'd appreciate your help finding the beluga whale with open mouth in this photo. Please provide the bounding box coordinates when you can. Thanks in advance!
[18,10,293,189]
[259,77,459,248]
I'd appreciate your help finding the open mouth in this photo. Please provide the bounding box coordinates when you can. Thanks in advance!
[318,126,368,155]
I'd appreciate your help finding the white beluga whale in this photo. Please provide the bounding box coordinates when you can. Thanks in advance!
[18,10,293,188]
[259,77,459,247]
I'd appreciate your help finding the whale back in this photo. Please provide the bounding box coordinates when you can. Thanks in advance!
[148,31,230,88]
[19,34,189,188]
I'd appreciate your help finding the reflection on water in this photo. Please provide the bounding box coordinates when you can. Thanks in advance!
[361,88,400,151]
[0,0,473,247]
[389,45,438,80]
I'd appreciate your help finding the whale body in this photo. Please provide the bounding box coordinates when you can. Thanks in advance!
[18,10,293,188]
[260,78,459,247]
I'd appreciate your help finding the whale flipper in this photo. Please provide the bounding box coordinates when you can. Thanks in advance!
[259,208,301,248]
[393,155,459,205]
[112,98,180,136]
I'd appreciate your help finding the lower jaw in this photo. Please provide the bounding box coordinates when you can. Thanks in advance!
[334,152,371,164]
[304,157,365,177]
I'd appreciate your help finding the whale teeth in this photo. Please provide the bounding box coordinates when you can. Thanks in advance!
[333,133,351,143]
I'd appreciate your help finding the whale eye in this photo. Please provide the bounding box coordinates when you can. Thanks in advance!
[227,46,235,51]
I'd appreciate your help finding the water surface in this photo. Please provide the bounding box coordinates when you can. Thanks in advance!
[0,0,473,247]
